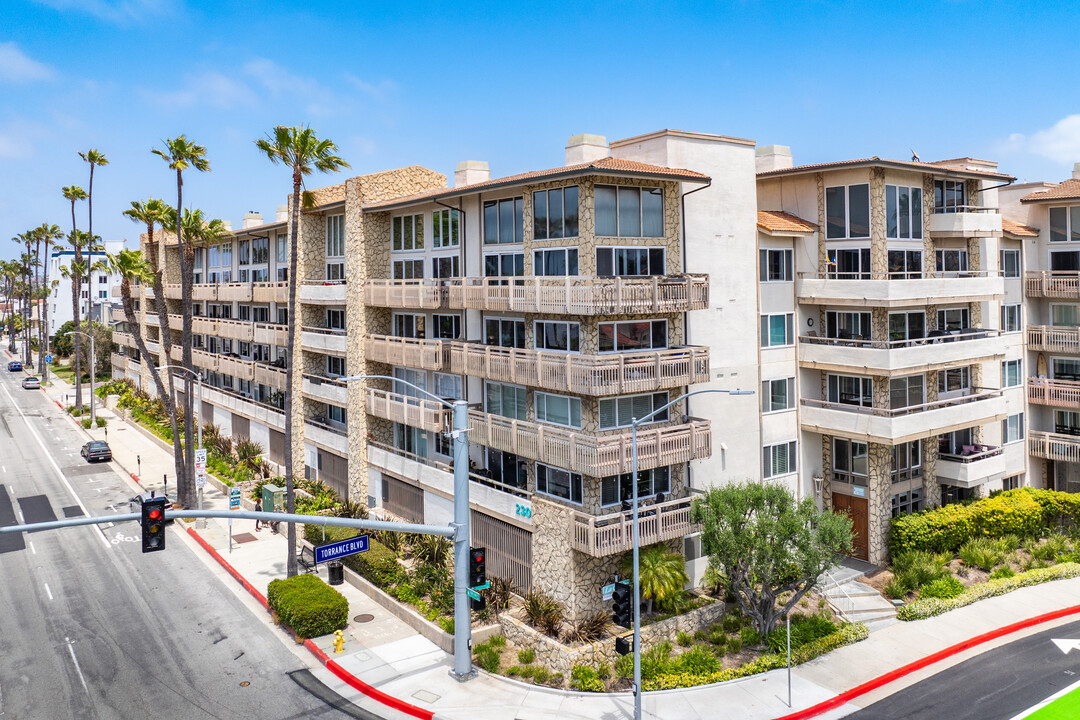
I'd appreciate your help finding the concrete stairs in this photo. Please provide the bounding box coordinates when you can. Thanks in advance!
[818,562,898,630]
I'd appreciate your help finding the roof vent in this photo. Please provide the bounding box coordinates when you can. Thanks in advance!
[276,205,288,222]
[242,211,263,229]
[455,160,490,187]
[756,145,794,173]
[565,134,609,165]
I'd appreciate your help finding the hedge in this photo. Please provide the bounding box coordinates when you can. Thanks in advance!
[890,489,1080,556]
[640,623,868,691]
[266,574,348,639]
[303,524,404,588]
[896,562,1080,621]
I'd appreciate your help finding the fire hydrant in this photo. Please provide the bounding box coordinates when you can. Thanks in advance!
[333,630,345,654]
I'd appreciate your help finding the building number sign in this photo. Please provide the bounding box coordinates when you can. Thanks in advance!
[515,503,532,519]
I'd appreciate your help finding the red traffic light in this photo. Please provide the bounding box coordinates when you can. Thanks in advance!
[148,508,162,521]
[475,553,483,563]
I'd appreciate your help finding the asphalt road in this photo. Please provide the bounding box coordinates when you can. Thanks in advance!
[0,363,346,719]
[849,618,1080,719]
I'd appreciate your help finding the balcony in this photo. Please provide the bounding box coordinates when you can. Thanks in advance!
[364,335,446,370]
[1025,272,1080,299]
[188,349,288,390]
[365,388,448,433]
[113,308,127,323]
[302,374,349,405]
[1030,431,1080,463]
[305,418,348,455]
[571,497,697,556]
[111,352,127,369]
[161,282,288,304]
[468,411,711,476]
[126,358,141,375]
[363,274,710,315]
[193,384,285,431]
[299,280,347,305]
[927,208,1002,238]
[1027,325,1080,354]
[1028,377,1080,409]
[798,330,1004,376]
[301,327,348,354]
[447,342,710,395]
[936,445,1006,488]
[800,389,1006,445]
[254,322,289,346]
[797,272,1004,308]
[113,331,136,349]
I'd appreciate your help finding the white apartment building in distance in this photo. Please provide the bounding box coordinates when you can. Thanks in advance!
[49,239,124,333]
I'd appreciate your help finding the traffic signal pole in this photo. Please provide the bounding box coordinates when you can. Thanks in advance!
[449,399,476,681]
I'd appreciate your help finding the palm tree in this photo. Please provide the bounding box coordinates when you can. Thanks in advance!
[35,223,63,381]
[0,260,19,349]
[622,545,690,616]
[13,232,33,365]
[255,124,350,577]
[63,185,88,407]
[153,137,210,509]
[79,150,108,329]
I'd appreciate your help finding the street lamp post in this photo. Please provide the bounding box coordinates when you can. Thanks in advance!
[159,364,204,522]
[628,387,754,720]
[339,374,476,680]
[68,329,96,428]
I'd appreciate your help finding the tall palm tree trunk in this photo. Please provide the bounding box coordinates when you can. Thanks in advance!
[175,172,196,509]
[41,236,51,382]
[283,175,301,578]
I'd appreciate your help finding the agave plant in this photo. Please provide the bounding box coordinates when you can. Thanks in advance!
[562,611,609,645]
[482,575,516,614]
[235,436,265,475]
[522,591,564,637]
[201,422,221,448]
[412,535,451,568]
[334,499,369,520]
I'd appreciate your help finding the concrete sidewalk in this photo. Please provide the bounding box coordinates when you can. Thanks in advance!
[24,347,1080,720]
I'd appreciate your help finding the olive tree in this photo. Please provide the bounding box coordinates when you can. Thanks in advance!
[691,481,853,636]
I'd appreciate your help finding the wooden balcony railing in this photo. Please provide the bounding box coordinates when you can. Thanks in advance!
[1028,325,1080,354]
[1028,377,1080,408]
[363,274,709,315]
[161,281,289,303]
[364,335,446,370]
[1026,271,1080,299]
[467,411,711,476]
[364,388,448,433]
[1029,430,1080,463]
[113,331,135,349]
[571,497,697,556]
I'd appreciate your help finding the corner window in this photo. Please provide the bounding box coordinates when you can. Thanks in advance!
[760,313,794,347]
[432,209,460,248]
[534,321,579,352]
[536,463,582,504]
[599,320,667,352]
[761,378,795,413]
[891,440,922,483]
[595,185,664,238]
[759,249,793,282]
[885,185,923,239]
[596,247,665,277]
[1000,249,1020,278]
[535,392,582,429]
[483,197,524,244]
[392,214,424,251]
[825,184,870,239]
[934,180,966,214]
[532,186,579,240]
[533,248,578,276]
[599,392,669,429]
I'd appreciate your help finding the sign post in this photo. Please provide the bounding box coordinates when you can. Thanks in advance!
[194,448,207,529]
[228,488,241,553]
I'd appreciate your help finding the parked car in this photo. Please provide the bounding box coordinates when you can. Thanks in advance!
[7,360,22,371]
[21,376,40,389]
[80,441,112,462]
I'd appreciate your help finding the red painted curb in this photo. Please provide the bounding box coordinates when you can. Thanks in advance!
[55,400,63,409]
[188,527,435,720]
[130,473,141,483]
[774,603,1080,720]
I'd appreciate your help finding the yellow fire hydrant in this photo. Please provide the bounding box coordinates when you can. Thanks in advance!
[333,630,345,654]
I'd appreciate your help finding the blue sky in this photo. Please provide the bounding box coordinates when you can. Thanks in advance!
[2,0,1079,260]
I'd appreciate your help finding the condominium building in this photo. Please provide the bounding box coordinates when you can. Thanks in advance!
[50,239,124,333]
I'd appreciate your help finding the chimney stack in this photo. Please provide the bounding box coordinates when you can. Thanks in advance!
[242,211,263,229]
[565,134,609,166]
[276,205,288,222]
[222,220,233,232]
[455,160,490,187]
[1073,162,1080,181]
[756,145,794,173]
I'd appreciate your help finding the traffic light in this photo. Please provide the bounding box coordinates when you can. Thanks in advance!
[469,547,486,611]
[612,581,632,628]
[141,493,167,553]
[615,633,635,656]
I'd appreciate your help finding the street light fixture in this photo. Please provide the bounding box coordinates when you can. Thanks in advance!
[159,364,205,523]
[67,329,96,428]
[628,387,754,720]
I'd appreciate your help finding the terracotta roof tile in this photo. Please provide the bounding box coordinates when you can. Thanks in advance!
[757,156,1014,181]
[757,210,817,234]
[1001,218,1039,237]
[1021,179,1080,203]
[363,156,709,210]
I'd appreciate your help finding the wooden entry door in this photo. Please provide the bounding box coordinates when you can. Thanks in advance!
[833,493,869,561]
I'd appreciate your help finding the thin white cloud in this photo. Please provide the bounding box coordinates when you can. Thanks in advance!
[998,114,1080,164]
[33,0,178,23]
[139,71,259,110]
[0,42,55,83]
[342,73,396,103]
[242,58,336,118]
[0,119,50,158]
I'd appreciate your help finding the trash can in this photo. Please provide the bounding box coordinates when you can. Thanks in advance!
[328,560,344,586]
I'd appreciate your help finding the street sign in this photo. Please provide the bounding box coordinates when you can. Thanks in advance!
[45,354,52,363]
[315,534,370,564]
[602,578,631,601]
[194,448,207,488]
[466,588,482,601]
[229,488,241,510]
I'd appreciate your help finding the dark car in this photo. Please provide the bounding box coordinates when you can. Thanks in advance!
[21,376,40,389]
[80,440,112,462]
[7,360,22,371]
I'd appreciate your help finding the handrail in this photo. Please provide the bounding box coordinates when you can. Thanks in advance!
[300,325,348,336]
[302,278,346,286]
[938,446,1003,463]
[798,270,1003,280]
[801,388,1002,418]
[932,205,998,214]
[367,439,528,499]
[800,328,1001,349]
[820,569,855,621]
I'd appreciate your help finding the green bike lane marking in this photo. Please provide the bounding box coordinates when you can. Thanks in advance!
[1014,678,1080,719]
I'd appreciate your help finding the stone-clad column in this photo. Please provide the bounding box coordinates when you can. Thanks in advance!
[870,169,887,281]
[867,442,892,565]
[923,175,936,278]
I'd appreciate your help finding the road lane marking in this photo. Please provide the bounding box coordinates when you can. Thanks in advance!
[0,384,110,549]
[28,541,35,554]
[44,583,52,601]
[65,637,89,697]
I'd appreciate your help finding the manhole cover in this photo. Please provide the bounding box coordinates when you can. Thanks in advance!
[353,614,375,623]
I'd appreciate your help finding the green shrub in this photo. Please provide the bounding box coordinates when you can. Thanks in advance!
[990,567,1016,580]
[995,534,1023,554]
[597,664,611,680]
[739,626,761,646]
[1030,534,1071,561]
[959,537,1004,571]
[884,577,912,599]
[722,613,743,633]
[766,613,838,653]
[676,631,693,647]
[727,637,742,653]
[474,644,500,673]
[490,635,506,649]
[898,563,1080,620]
[891,550,950,592]
[919,576,965,600]
[639,642,673,681]
[266,574,348,639]
[81,417,92,429]
[673,644,719,674]
[570,665,605,692]
[615,653,634,678]
[522,591,563,637]
[707,626,727,648]
[517,647,535,664]
[95,417,106,428]
[437,617,454,634]
[532,667,551,684]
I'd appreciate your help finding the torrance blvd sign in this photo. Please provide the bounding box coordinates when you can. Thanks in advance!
[315,534,370,564]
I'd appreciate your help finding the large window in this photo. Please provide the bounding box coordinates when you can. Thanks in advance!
[596,247,665,277]
[1002,413,1025,444]
[1001,304,1021,333]
[1053,357,1080,381]
[485,449,528,491]
[760,313,794,347]
[938,307,969,332]
[485,317,525,348]
[1051,251,1080,271]
[761,378,795,413]
[892,490,922,517]
[536,463,582,504]
[535,321,580,352]
[936,249,969,274]
[599,392,669,429]
[533,186,579,240]
[1001,359,1022,388]
[1048,206,1080,243]
[484,252,524,280]
[887,250,922,279]
[535,392,582,428]
[533,248,578,276]
[327,215,345,256]
[595,185,664,237]
[485,381,526,420]
[826,311,871,341]
[833,438,868,486]
[827,375,872,407]
[276,233,288,281]
[432,208,460,248]
[938,366,970,395]
[759,248,793,282]
[393,313,425,338]
[483,197,524,244]
[1052,304,1080,327]
[1056,410,1080,436]
[600,467,670,506]
[393,259,423,279]
[891,440,922,483]
[885,185,923,239]
[432,256,460,279]
[826,248,871,279]
[763,441,797,479]
[432,314,461,339]
[934,180,966,213]
[889,311,925,344]
[1001,249,1021,278]
[433,372,463,401]
[326,356,346,377]
[825,184,870,239]
[599,320,667,352]
[889,374,924,409]
[392,213,424,251]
